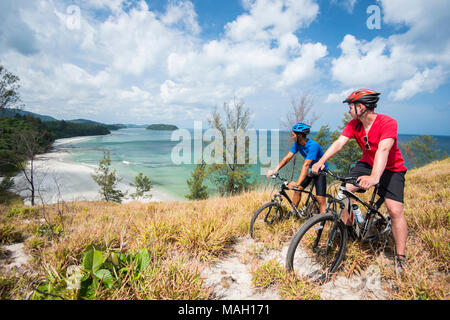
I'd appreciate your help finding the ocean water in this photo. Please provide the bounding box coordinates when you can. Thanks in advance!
[63,128,450,200]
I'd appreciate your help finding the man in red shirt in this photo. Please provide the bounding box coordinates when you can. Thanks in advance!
[312,89,408,273]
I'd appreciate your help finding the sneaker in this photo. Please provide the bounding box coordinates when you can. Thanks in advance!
[395,254,407,275]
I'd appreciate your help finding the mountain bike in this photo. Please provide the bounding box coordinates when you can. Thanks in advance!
[249,173,323,241]
[285,169,394,282]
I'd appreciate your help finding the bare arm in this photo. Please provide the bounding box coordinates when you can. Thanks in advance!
[267,152,295,177]
[357,138,394,189]
[296,159,313,185]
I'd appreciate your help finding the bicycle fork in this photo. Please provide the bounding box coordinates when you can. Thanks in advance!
[312,217,340,256]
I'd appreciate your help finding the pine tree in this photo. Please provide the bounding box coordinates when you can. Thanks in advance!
[91,150,126,203]
[130,173,153,200]
[206,99,255,196]
[185,161,208,200]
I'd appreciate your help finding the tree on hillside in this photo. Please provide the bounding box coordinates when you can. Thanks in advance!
[279,93,319,132]
[129,173,153,200]
[399,135,446,168]
[185,160,208,200]
[0,130,47,206]
[91,150,126,203]
[207,99,254,196]
[329,113,362,175]
[0,65,22,111]
[279,92,320,180]
[313,124,332,151]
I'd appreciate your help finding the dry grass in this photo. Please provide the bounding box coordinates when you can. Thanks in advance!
[0,158,448,300]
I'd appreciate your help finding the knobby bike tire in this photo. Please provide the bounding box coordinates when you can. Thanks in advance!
[285,211,348,281]
[249,201,283,240]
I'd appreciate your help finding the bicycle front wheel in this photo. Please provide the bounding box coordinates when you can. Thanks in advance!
[286,211,348,281]
[250,200,305,243]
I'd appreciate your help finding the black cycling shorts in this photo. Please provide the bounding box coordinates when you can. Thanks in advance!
[349,161,407,203]
[299,173,327,197]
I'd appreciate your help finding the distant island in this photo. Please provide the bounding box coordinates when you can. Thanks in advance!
[146,124,178,131]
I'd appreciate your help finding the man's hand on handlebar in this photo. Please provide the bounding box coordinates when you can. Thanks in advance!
[311,162,325,175]
[266,169,277,178]
[288,181,300,190]
[356,175,379,190]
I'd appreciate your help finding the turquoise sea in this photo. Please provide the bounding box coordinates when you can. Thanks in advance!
[63,128,450,200]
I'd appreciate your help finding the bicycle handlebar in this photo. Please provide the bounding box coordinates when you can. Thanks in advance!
[270,169,367,190]
[319,168,362,189]
[270,172,288,182]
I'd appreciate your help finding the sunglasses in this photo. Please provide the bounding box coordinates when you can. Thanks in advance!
[363,135,370,150]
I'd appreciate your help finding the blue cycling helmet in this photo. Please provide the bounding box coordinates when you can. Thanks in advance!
[291,123,311,135]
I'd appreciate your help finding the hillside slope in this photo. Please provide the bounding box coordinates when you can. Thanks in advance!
[0,158,448,300]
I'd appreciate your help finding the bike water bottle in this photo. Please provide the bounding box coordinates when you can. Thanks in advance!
[352,204,365,224]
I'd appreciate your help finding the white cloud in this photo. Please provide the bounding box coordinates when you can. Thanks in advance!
[325,88,354,104]
[276,42,327,88]
[0,0,328,124]
[331,34,416,88]
[161,0,201,35]
[390,66,448,101]
[225,0,318,43]
[163,0,325,102]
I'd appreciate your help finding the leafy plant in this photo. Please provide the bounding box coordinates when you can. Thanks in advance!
[32,246,151,300]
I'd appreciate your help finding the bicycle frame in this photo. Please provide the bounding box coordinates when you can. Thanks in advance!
[271,178,317,216]
[321,169,390,242]
[335,185,389,241]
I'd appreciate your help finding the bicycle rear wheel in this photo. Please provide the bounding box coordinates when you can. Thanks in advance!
[299,198,320,219]
[286,211,348,282]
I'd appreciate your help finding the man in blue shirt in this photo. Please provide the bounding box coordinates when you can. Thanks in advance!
[267,123,329,213]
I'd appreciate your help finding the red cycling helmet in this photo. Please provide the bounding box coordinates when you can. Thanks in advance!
[343,88,380,108]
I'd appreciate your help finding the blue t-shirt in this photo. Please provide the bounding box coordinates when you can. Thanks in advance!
[290,139,329,170]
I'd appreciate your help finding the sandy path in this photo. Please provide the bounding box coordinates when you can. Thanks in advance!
[202,236,390,300]
[202,237,281,300]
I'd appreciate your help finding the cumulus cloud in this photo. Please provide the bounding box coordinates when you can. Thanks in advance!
[325,88,354,104]
[161,0,201,35]
[163,0,325,103]
[390,66,448,101]
[0,0,331,125]
[331,35,416,87]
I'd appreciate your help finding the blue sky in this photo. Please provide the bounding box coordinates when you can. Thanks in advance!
[0,0,449,135]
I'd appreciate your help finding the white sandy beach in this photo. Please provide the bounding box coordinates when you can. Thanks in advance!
[13,135,177,205]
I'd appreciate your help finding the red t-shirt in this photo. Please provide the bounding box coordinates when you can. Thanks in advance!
[341,114,407,172]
